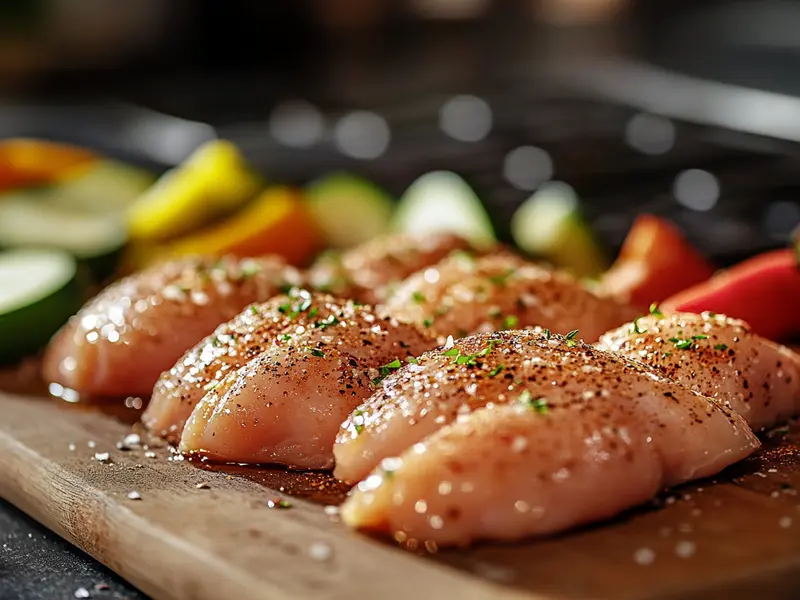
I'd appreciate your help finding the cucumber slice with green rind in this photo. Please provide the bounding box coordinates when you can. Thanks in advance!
[510,181,609,278]
[305,172,394,248]
[393,171,495,248]
[0,248,83,364]
[43,160,156,215]
[0,198,127,281]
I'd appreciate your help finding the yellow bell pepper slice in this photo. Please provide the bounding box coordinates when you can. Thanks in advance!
[126,140,262,242]
[126,186,321,272]
[0,139,97,191]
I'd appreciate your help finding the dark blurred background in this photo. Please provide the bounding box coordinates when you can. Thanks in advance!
[2,0,800,260]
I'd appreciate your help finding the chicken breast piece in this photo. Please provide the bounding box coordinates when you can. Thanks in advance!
[43,255,302,399]
[178,305,435,469]
[333,330,756,485]
[339,334,758,547]
[144,290,373,439]
[597,311,800,430]
[380,250,637,342]
[306,232,473,305]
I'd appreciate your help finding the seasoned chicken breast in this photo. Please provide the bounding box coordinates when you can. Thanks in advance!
[597,311,800,430]
[306,232,473,304]
[43,256,301,399]
[380,250,637,342]
[144,290,372,439]
[177,303,434,469]
[338,331,758,546]
[333,330,756,485]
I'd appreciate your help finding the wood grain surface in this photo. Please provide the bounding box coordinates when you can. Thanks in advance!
[3,382,800,600]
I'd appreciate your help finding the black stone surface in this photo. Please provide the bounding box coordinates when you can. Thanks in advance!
[0,499,147,600]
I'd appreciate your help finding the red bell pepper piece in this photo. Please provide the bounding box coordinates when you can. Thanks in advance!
[661,248,800,341]
[596,214,716,309]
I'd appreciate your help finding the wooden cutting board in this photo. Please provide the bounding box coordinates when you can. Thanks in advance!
[3,379,800,600]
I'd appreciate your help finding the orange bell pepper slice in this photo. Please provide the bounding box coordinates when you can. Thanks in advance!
[596,214,716,309]
[0,139,97,190]
[162,186,322,266]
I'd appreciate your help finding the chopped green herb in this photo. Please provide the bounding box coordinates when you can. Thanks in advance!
[488,365,504,378]
[310,348,326,358]
[664,351,672,357]
[489,268,516,287]
[456,354,475,365]
[406,357,419,365]
[211,336,222,348]
[383,358,403,370]
[503,315,519,330]
[435,305,452,317]
[691,334,708,340]
[631,318,646,335]
[313,315,340,330]
[308,307,319,319]
[279,334,292,342]
[276,499,292,509]
[518,390,549,414]
[707,312,717,317]
[543,328,551,339]
[649,303,664,318]
[714,343,728,351]
[412,291,426,304]
[354,423,365,434]
[372,358,404,386]
[422,318,434,328]
[674,339,693,350]
[564,330,580,347]
[443,348,460,357]
[249,305,260,316]
[203,381,218,392]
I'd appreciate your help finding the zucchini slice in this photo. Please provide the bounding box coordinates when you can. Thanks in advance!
[510,182,609,278]
[305,172,393,248]
[0,248,83,364]
[43,160,155,215]
[0,198,127,281]
[393,171,495,248]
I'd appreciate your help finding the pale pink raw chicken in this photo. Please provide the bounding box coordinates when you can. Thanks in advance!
[380,250,637,341]
[338,330,758,546]
[43,255,301,399]
[143,290,379,440]
[177,301,434,469]
[598,311,800,430]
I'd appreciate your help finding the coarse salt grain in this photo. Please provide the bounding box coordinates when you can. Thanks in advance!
[323,505,340,517]
[94,452,111,463]
[74,588,90,598]
[308,542,332,562]
[127,491,142,501]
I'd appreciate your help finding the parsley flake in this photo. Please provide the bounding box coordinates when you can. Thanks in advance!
[443,348,460,357]
[279,334,292,342]
[503,315,519,330]
[422,318,433,328]
[649,303,664,318]
[518,390,549,414]
[488,365,504,378]
[313,315,340,330]
[310,348,326,358]
[631,318,646,335]
[564,330,580,347]
[406,357,419,365]
[412,291,426,304]
[249,305,260,316]
[714,343,728,351]
[489,268,516,287]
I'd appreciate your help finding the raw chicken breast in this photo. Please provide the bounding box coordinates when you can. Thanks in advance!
[333,330,756,484]
[145,289,371,439]
[178,303,434,469]
[597,311,800,430]
[339,332,758,546]
[43,256,302,399]
[306,232,472,304]
[381,250,637,342]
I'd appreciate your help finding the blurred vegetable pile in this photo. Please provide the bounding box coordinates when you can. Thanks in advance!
[0,137,617,282]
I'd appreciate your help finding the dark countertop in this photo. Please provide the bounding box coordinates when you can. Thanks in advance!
[0,499,147,600]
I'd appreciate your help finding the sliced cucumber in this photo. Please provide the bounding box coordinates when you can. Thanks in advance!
[305,172,394,248]
[510,182,609,278]
[0,198,127,281]
[393,171,495,248]
[0,248,83,364]
[43,160,155,215]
